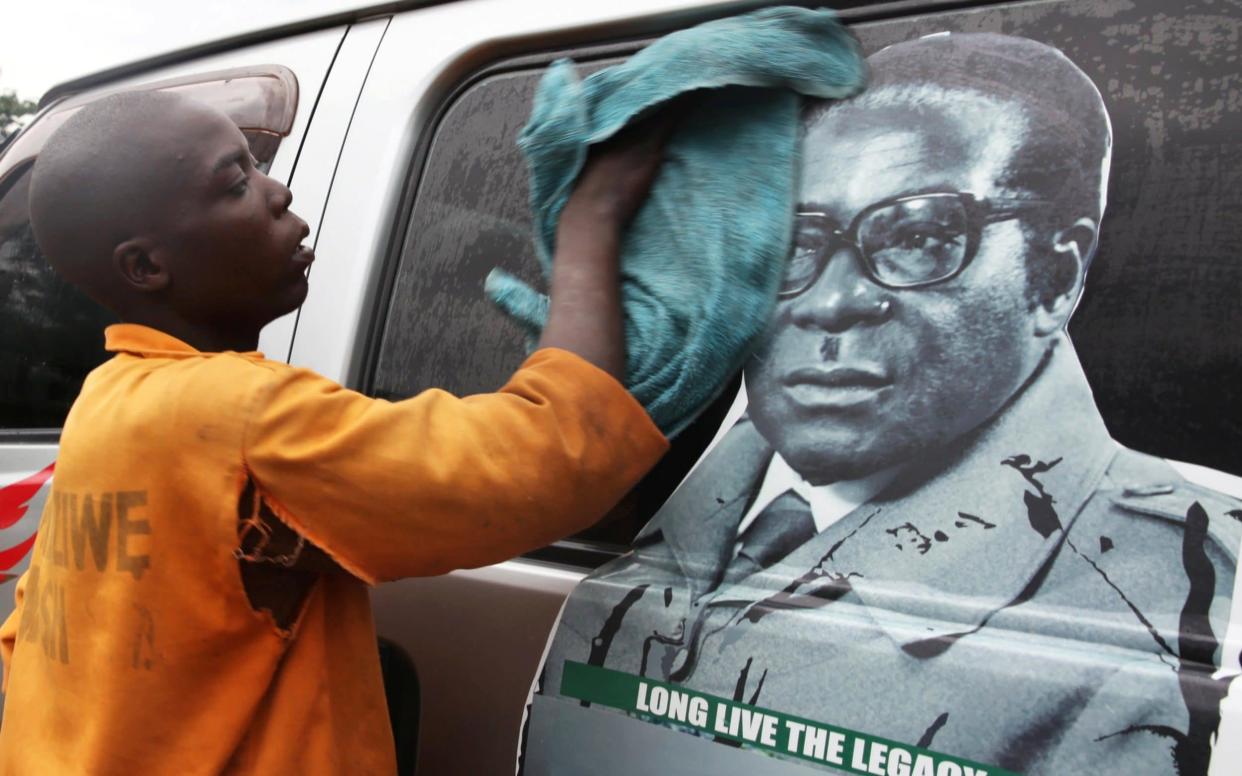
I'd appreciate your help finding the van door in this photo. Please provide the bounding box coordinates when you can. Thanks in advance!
[309,0,1242,773]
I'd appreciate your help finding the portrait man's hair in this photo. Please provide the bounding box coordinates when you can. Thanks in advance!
[805,33,1113,307]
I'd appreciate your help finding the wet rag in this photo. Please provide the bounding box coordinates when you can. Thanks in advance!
[485,6,866,436]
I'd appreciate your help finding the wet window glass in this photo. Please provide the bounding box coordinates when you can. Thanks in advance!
[373,66,738,558]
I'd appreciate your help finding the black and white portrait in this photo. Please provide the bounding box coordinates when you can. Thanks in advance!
[524,27,1242,776]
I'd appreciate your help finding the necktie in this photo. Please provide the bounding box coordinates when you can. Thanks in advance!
[720,489,816,588]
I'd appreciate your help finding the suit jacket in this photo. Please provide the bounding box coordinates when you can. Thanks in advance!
[527,342,1241,775]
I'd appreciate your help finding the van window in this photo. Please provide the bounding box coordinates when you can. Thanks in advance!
[0,164,116,429]
[372,64,737,558]
[0,66,299,432]
[375,0,1242,559]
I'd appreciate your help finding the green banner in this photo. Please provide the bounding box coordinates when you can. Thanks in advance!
[560,661,1019,776]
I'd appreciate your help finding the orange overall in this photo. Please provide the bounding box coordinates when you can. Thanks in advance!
[0,324,666,774]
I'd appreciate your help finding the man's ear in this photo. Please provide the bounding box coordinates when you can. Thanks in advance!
[113,239,170,293]
[1033,217,1096,336]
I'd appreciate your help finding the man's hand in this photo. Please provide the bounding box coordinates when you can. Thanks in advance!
[560,111,675,230]
[537,110,677,381]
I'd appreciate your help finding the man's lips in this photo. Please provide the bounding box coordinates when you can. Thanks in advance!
[784,365,890,388]
[291,244,315,266]
[781,365,891,408]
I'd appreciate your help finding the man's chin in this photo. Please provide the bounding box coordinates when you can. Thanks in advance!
[778,437,909,486]
[262,282,309,325]
[285,275,310,308]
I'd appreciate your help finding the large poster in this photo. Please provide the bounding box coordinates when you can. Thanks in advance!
[521,4,1242,775]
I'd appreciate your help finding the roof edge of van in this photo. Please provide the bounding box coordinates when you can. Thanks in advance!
[39,0,1015,110]
[37,0,453,110]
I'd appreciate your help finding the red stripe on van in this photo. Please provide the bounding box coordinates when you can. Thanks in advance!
[0,462,55,530]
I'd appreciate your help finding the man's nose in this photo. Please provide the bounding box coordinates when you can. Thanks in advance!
[787,245,893,333]
[267,176,294,214]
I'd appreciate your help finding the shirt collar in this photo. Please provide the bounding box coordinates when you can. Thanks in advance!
[737,453,900,536]
[104,323,265,360]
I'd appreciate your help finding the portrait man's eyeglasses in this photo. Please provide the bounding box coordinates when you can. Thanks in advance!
[782,192,1050,296]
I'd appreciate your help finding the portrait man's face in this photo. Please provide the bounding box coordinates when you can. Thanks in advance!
[745,96,1067,485]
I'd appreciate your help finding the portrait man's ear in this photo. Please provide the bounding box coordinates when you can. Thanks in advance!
[1032,216,1096,336]
[114,238,170,293]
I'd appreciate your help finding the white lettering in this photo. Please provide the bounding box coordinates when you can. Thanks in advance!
[636,682,650,713]
[888,747,912,776]
[649,686,669,716]
[804,724,828,759]
[868,742,889,775]
[688,697,709,728]
[852,738,870,770]
[937,762,963,776]
[713,703,730,734]
[827,731,846,765]
[785,720,805,753]
[668,689,689,722]
[740,708,765,742]
[760,715,779,747]
[912,754,936,776]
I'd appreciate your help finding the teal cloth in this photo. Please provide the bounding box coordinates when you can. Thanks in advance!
[485,7,865,437]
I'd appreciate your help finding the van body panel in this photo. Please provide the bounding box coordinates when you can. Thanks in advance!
[2,1,1240,773]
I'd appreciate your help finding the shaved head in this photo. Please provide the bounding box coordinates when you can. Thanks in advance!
[29,90,200,309]
[26,89,311,352]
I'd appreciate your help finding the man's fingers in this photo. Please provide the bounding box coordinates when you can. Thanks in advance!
[565,93,704,226]
[485,269,549,335]
[597,91,698,156]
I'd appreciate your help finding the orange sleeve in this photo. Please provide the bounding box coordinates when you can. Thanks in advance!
[243,348,668,583]
[1,570,28,693]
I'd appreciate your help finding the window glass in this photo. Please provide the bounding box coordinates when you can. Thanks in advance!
[377,0,1242,558]
[0,165,115,428]
[0,66,298,431]
[373,64,739,554]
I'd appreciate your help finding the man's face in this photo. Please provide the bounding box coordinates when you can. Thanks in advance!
[745,99,1050,484]
[145,100,311,334]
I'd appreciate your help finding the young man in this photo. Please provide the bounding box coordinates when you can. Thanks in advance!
[0,90,669,773]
